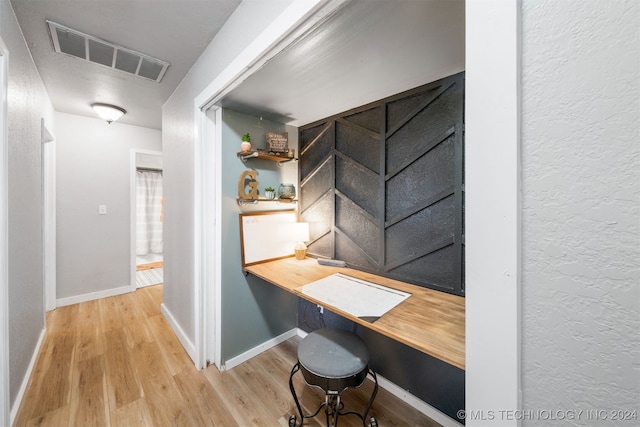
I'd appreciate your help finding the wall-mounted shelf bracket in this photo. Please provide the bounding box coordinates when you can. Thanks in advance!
[238,151,260,162]
[276,158,296,167]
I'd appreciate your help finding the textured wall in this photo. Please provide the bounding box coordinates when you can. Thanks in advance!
[2,0,55,409]
[521,0,639,420]
[55,113,161,300]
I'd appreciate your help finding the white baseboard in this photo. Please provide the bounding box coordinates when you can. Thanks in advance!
[161,303,196,363]
[56,285,132,307]
[10,327,46,425]
[295,328,461,427]
[222,328,299,371]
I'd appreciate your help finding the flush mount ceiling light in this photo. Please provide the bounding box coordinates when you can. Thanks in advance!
[91,103,126,124]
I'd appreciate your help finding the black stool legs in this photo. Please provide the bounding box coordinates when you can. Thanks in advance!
[288,361,379,427]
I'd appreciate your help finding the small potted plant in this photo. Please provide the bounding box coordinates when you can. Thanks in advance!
[241,133,251,152]
[264,186,276,200]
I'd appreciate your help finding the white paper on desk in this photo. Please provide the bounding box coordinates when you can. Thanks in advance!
[300,273,411,320]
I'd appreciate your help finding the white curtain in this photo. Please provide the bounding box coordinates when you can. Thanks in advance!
[136,170,163,255]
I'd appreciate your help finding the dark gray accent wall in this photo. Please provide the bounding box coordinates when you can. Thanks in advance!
[299,73,465,296]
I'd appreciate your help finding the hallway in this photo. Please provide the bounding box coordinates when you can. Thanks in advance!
[12,286,441,426]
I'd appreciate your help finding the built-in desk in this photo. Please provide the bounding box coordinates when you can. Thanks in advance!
[244,257,465,370]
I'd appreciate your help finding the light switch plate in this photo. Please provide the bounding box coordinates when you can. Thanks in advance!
[98,205,107,215]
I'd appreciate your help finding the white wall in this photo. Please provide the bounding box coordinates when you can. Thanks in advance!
[56,112,160,302]
[1,0,56,414]
[520,0,639,419]
[162,0,294,347]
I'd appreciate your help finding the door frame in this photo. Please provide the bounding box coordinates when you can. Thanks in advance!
[130,149,163,290]
[0,35,10,427]
[193,105,222,368]
[465,0,522,421]
[41,119,55,313]
[191,2,522,423]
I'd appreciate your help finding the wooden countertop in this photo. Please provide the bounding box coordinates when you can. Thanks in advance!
[244,257,465,370]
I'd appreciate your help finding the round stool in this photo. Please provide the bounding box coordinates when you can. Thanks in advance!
[288,328,378,427]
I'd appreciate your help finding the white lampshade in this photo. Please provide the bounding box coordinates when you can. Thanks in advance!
[291,222,310,243]
[91,103,126,124]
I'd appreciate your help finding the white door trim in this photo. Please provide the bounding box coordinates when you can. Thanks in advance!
[42,119,56,313]
[130,149,163,290]
[193,105,222,369]
[0,35,11,427]
[465,0,522,424]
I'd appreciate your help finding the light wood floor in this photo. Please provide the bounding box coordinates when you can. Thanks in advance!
[136,261,163,271]
[13,285,442,426]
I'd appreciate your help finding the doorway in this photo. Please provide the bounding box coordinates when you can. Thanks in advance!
[41,119,55,313]
[0,38,10,427]
[130,150,163,289]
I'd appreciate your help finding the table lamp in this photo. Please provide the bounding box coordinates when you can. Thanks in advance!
[292,222,310,260]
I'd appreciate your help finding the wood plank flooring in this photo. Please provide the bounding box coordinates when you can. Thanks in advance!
[13,285,442,426]
[136,262,164,271]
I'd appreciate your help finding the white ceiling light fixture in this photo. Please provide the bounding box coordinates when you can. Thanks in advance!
[91,103,126,124]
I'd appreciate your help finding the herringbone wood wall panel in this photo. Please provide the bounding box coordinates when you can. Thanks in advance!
[300,72,464,296]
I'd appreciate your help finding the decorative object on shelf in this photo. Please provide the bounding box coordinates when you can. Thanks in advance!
[264,186,276,200]
[291,222,310,260]
[241,133,252,152]
[266,131,288,152]
[278,183,296,199]
[237,170,259,200]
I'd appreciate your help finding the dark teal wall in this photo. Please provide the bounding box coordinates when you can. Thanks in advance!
[220,109,299,362]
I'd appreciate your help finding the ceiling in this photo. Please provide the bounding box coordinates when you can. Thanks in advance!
[220,0,465,127]
[11,0,465,131]
[11,0,242,130]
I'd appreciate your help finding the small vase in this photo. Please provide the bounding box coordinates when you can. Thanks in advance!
[278,183,296,199]
[265,190,275,200]
[241,141,251,152]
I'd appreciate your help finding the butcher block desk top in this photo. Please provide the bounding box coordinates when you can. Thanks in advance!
[244,257,465,370]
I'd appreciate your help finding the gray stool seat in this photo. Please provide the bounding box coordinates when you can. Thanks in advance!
[288,328,378,427]
[298,328,370,393]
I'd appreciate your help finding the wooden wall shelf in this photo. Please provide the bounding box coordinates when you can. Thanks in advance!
[237,151,296,164]
[236,198,298,206]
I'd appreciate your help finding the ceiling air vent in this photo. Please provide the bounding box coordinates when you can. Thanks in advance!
[46,20,170,83]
